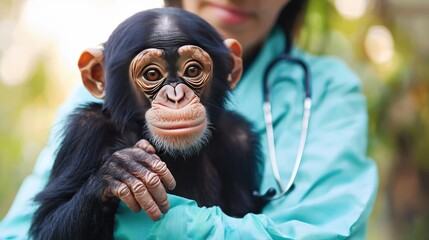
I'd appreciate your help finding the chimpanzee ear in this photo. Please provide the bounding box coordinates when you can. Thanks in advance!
[223,39,243,90]
[78,48,105,99]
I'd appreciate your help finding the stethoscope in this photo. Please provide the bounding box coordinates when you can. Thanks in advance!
[253,42,312,201]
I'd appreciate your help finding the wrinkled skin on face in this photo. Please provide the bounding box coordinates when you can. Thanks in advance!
[129,45,214,155]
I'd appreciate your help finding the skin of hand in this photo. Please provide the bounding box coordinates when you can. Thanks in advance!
[100,140,176,221]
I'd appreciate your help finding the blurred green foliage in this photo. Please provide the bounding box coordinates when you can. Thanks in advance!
[0,59,53,217]
[299,1,429,239]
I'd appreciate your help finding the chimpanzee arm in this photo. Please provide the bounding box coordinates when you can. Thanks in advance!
[30,103,176,240]
[30,103,120,240]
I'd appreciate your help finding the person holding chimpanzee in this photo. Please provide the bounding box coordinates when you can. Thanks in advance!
[0,0,378,239]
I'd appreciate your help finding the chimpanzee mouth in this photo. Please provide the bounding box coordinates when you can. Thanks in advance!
[146,119,211,157]
[150,118,206,131]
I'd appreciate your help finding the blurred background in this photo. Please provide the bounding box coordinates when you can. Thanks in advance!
[0,0,428,239]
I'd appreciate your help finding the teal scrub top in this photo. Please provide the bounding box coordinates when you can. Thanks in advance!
[0,27,378,239]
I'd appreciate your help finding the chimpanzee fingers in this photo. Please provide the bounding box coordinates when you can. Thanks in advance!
[141,171,170,214]
[108,167,163,220]
[108,148,170,188]
[121,174,163,221]
[118,147,176,190]
[137,153,176,191]
[104,177,141,213]
[106,147,173,217]
[121,159,170,214]
[134,139,156,154]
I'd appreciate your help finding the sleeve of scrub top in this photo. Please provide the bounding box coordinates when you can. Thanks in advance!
[143,58,378,239]
[0,85,98,239]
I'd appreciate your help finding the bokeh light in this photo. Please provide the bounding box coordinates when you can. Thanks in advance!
[1,0,164,87]
[334,0,368,19]
[365,25,395,64]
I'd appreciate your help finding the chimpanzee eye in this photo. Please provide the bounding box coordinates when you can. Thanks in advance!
[184,65,202,78]
[143,69,163,81]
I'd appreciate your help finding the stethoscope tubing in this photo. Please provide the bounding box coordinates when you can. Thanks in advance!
[263,54,311,101]
[258,52,312,201]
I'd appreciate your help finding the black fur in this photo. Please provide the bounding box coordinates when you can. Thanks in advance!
[30,8,265,240]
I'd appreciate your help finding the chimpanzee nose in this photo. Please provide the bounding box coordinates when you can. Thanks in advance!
[157,83,196,109]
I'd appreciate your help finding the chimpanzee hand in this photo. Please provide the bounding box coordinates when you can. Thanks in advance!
[100,139,176,221]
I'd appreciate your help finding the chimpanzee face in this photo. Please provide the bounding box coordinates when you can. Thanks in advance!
[78,8,243,156]
[128,45,214,155]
